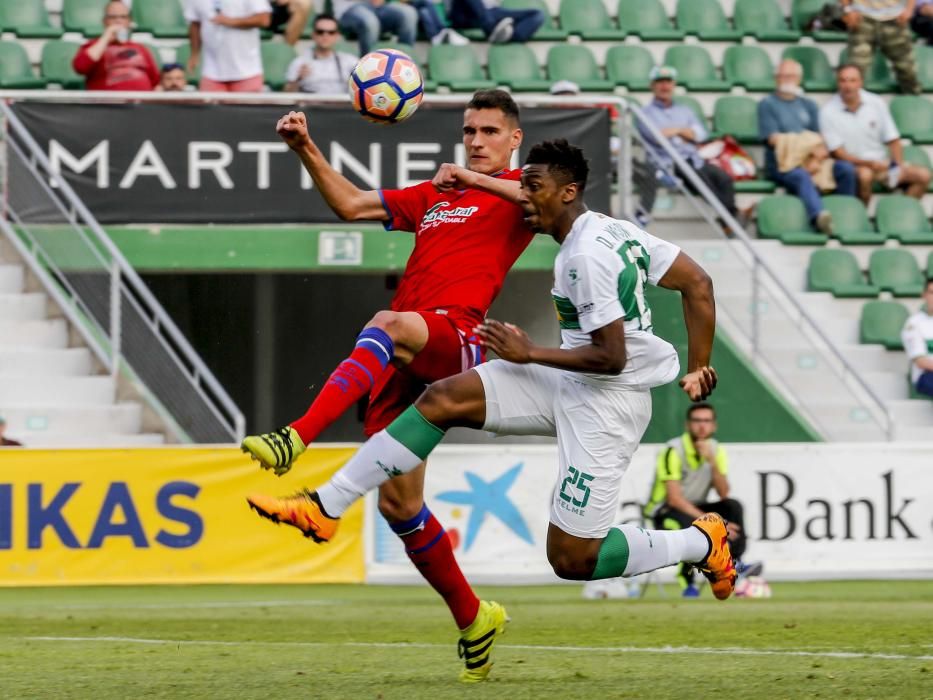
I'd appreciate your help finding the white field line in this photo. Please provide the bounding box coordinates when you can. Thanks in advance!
[15,636,933,662]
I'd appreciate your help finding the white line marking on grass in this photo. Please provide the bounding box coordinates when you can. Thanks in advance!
[18,636,933,662]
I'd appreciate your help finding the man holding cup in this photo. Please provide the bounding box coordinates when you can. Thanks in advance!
[73,1,160,91]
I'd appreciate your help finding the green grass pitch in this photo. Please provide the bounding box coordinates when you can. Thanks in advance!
[1,581,931,698]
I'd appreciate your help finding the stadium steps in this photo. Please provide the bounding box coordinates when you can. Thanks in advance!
[2,402,144,435]
[0,347,93,375]
[0,374,116,404]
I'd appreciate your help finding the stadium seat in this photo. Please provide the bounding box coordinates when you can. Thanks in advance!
[62,0,108,35]
[261,41,296,91]
[487,44,551,92]
[869,249,926,296]
[40,40,85,89]
[916,44,933,92]
[605,45,654,90]
[791,0,847,40]
[756,195,826,244]
[0,41,46,88]
[860,300,908,349]
[663,46,729,91]
[839,47,895,93]
[875,195,933,244]
[132,0,188,38]
[890,96,933,144]
[822,195,884,244]
[0,0,63,38]
[712,96,760,143]
[723,45,775,92]
[173,43,200,85]
[675,0,741,40]
[674,95,706,129]
[781,46,835,92]
[808,249,879,297]
[929,251,933,278]
[559,0,626,40]
[733,0,801,41]
[616,0,684,40]
[902,145,933,191]
[428,45,494,92]
[546,45,612,92]
[501,0,567,39]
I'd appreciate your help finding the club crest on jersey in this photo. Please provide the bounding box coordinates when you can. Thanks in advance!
[420,201,480,231]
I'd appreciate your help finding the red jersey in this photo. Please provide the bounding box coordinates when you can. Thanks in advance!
[379,169,534,327]
[73,41,159,91]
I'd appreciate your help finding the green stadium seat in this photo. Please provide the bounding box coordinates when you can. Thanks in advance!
[663,46,728,91]
[132,0,188,38]
[62,0,108,35]
[781,46,835,92]
[546,45,612,92]
[501,0,567,39]
[875,195,933,244]
[808,249,879,297]
[916,44,933,92]
[723,45,775,92]
[261,41,296,91]
[712,96,760,144]
[869,249,926,296]
[559,0,626,40]
[860,300,908,349]
[735,179,778,194]
[428,45,493,92]
[756,195,827,244]
[173,43,200,85]
[822,195,884,244]
[0,41,46,88]
[733,0,801,41]
[40,40,85,89]
[487,44,550,92]
[0,0,63,38]
[890,96,933,144]
[675,0,741,40]
[928,251,933,278]
[605,45,654,90]
[616,0,684,40]
[839,47,895,93]
[901,145,933,191]
[791,0,847,40]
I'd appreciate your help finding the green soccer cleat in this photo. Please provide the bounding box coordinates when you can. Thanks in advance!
[241,426,306,476]
[457,600,509,683]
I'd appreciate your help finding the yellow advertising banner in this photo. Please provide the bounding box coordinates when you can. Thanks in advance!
[0,447,364,586]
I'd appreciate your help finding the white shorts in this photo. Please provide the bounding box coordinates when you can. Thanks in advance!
[474,360,652,539]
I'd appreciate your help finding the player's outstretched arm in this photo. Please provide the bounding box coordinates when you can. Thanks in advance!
[657,251,718,400]
[432,163,522,203]
[276,111,388,222]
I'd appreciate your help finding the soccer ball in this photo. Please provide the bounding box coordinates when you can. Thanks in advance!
[734,575,773,599]
[349,49,424,124]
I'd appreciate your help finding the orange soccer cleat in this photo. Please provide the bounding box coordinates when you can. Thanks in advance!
[246,489,339,543]
[691,512,737,600]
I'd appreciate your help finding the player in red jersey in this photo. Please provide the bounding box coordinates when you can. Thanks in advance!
[241,90,531,682]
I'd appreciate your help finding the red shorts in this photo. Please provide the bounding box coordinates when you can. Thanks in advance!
[363,310,484,436]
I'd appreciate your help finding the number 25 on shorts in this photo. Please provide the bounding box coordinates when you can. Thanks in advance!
[559,467,595,509]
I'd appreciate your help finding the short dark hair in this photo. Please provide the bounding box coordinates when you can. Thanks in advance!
[466,89,521,125]
[313,12,338,28]
[161,62,184,73]
[836,63,864,79]
[524,139,589,192]
[687,402,716,419]
[925,277,933,290]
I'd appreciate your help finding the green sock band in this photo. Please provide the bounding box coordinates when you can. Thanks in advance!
[591,527,631,580]
[385,405,446,461]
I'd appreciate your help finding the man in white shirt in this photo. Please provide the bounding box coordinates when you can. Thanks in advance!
[185,0,271,92]
[820,64,931,203]
[902,278,933,398]
[284,13,358,93]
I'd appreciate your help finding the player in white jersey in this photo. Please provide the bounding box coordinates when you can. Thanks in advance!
[248,140,736,615]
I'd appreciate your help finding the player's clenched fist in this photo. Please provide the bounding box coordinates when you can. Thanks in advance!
[475,319,533,364]
[276,111,312,151]
[679,366,718,401]
[432,163,478,192]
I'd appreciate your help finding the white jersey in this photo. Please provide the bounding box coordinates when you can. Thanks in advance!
[184,0,269,82]
[551,210,681,389]
[902,309,933,384]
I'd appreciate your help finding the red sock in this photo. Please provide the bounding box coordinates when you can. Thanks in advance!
[290,328,393,444]
[393,506,480,630]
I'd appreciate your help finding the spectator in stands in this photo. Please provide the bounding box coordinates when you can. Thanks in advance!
[820,64,931,204]
[333,0,418,56]
[911,0,933,43]
[269,0,312,46]
[402,0,470,45]
[902,279,933,398]
[157,62,189,91]
[446,0,545,44]
[0,416,22,447]
[759,59,857,235]
[841,0,921,94]
[72,1,160,91]
[644,403,758,598]
[284,14,358,93]
[638,66,739,219]
[184,0,271,92]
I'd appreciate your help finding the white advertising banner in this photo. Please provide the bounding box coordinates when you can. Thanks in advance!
[365,443,933,583]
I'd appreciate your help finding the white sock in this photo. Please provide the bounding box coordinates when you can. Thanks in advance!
[616,523,710,577]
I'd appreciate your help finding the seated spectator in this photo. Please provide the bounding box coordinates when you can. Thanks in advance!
[637,66,738,219]
[902,279,933,398]
[72,1,160,91]
[911,0,933,43]
[333,0,418,56]
[842,0,921,94]
[820,64,931,204]
[284,13,358,93]
[759,59,857,234]
[446,0,545,44]
[157,62,189,91]
[0,416,22,447]
[403,0,470,45]
[269,0,312,46]
[185,0,271,92]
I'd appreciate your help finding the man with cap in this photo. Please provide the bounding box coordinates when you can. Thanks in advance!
[0,417,22,447]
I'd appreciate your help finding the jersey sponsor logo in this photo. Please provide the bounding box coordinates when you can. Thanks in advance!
[419,201,480,231]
